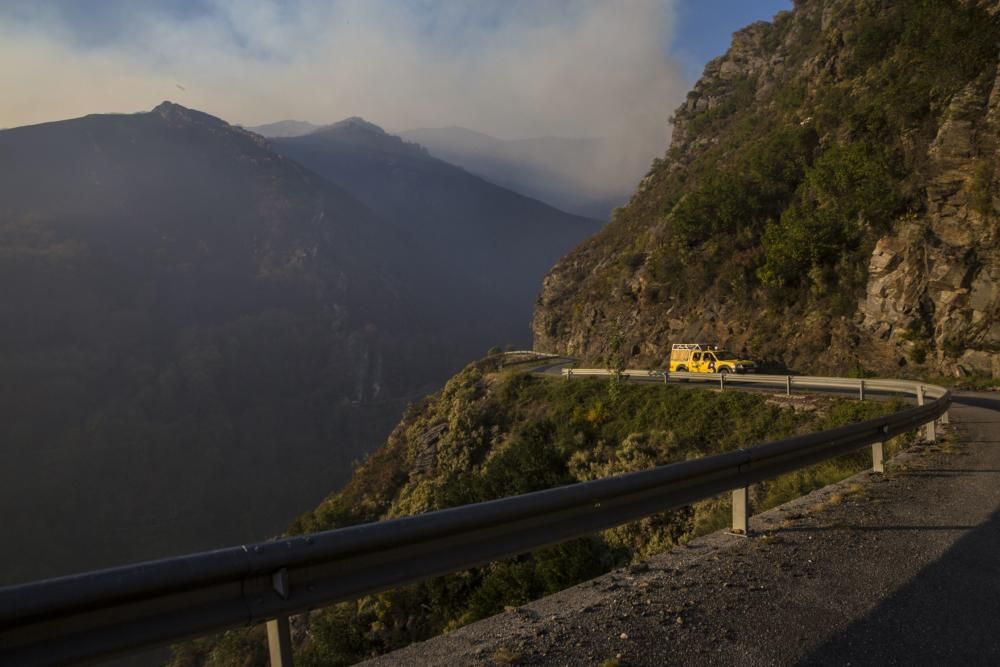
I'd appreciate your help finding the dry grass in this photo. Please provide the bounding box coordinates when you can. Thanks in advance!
[757,533,784,546]
[492,646,521,665]
[807,482,866,514]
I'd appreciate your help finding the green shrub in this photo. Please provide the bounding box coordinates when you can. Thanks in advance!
[759,141,901,289]
[668,126,814,249]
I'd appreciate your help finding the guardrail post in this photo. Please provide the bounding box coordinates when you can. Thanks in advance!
[663,371,668,385]
[872,441,884,473]
[859,380,865,402]
[732,486,749,535]
[786,375,792,396]
[565,369,572,382]
[941,409,950,425]
[267,615,294,667]
[916,384,937,442]
[720,373,726,391]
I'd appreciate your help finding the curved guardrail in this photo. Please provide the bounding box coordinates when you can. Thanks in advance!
[497,350,570,369]
[0,372,950,666]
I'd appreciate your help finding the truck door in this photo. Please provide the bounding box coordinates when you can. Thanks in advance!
[691,352,702,372]
[706,353,717,373]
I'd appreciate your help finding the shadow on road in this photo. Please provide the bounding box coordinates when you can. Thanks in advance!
[899,469,1000,475]
[797,506,1000,666]
[780,524,979,532]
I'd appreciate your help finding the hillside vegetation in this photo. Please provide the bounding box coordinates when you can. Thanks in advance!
[534,0,1000,378]
[175,358,908,666]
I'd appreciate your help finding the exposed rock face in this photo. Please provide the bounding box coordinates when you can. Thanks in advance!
[534,0,1000,377]
[859,75,1000,376]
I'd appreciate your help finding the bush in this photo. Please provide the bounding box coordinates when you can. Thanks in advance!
[668,126,814,249]
[759,141,901,289]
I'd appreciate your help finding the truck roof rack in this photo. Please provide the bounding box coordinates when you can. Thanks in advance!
[671,343,708,350]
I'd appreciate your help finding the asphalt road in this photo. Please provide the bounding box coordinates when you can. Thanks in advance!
[364,391,1000,666]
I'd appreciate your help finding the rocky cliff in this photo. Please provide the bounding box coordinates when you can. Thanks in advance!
[534,0,1000,377]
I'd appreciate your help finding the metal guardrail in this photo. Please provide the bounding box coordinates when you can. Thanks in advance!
[564,368,945,413]
[501,350,562,358]
[497,350,567,369]
[0,371,950,666]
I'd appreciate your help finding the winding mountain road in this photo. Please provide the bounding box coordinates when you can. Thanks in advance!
[364,390,1000,666]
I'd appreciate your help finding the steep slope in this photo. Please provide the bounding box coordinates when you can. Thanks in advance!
[176,358,903,666]
[399,126,629,219]
[534,0,1000,378]
[271,119,602,347]
[0,102,466,584]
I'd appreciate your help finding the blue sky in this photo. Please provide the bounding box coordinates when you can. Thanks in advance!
[673,1,792,81]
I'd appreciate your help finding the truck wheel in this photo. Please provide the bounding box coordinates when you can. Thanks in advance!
[719,367,730,375]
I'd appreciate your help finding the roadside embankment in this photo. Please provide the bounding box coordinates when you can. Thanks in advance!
[365,391,1000,666]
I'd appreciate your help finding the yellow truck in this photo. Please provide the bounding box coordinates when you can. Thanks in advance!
[668,343,756,374]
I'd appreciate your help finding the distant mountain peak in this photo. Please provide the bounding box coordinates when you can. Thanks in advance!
[330,116,385,134]
[152,101,229,129]
[304,117,428,158]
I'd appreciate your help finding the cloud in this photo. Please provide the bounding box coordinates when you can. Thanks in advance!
[0,0,687,195]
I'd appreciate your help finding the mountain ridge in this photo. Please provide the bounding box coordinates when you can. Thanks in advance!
[270,117,603,348]
[399,125,629,219]
[0,101,469,585]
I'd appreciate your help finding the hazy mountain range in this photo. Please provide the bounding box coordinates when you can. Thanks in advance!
[399,126,631,219]
[249,120,635,219]
[0,102,597,584]
[0,101,433,583]
[270,117,601,342]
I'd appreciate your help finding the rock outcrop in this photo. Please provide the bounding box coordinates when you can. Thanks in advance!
[859,76,1000,375]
